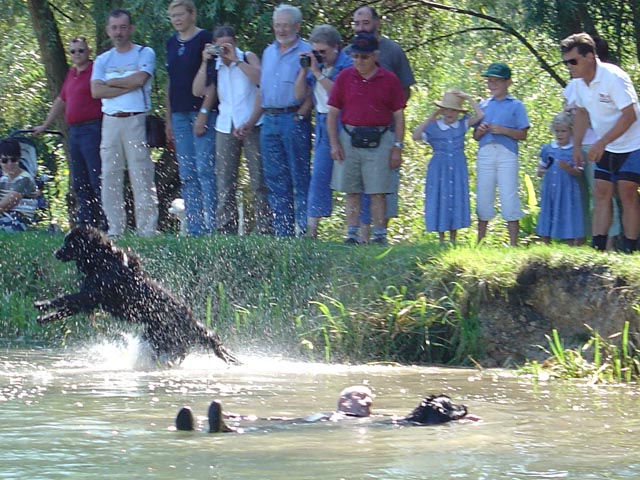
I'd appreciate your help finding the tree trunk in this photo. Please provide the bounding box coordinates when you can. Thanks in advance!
[26,0,68,103]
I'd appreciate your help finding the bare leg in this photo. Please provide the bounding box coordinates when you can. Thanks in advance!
[592,179,614,235]
[617,180,640,239]
[449,229,457,244]
[507,220,519,246]
[477,219,488,244]
[307,216,320,238]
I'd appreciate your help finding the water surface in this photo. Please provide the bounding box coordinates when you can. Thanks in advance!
[1,343,639,479]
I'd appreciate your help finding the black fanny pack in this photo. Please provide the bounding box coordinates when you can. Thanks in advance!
[344,125,388,148]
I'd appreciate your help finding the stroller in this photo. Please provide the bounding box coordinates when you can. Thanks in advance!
[5,129,62,229]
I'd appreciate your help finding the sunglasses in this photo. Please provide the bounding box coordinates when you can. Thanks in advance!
[1,157,19,164]
[562,58,579,66]
[69,48,85,54]
[313,49,327,56]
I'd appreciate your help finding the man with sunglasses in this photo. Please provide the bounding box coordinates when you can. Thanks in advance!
[34,37,106,231]
[327,33,406,245]
[0,138,36,232]
[561,32,640,253]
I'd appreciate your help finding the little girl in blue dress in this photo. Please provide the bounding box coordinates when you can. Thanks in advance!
[412,90,483,243]
[536,111,585,245]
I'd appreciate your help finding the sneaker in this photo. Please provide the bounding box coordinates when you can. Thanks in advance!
[344,237,360,245]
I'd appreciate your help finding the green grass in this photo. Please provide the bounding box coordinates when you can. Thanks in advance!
[2,231,640,370]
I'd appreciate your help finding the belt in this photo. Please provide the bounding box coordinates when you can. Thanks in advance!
[263,106,299,115]
[106,112,144,118]
[70,118,101,127]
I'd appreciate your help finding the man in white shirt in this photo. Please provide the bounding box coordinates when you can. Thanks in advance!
[91,9,159,238]
[561,32,640,252]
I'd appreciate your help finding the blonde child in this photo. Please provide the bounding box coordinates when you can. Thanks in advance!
[536,111,585,245]
[412,90,483,243]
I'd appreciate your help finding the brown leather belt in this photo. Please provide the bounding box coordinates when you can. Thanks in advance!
[106,112,144,118]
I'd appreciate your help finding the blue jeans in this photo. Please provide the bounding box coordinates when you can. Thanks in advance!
[260,113,311,236]
[172,111,217,235]
[69,120,106,229]
[307,113,333,218]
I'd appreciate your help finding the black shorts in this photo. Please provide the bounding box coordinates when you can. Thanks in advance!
[594,149,640,183]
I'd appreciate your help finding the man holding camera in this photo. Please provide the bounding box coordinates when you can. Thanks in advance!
[165,0,217,236]
[238,4,313,237]
[327,33,406,245]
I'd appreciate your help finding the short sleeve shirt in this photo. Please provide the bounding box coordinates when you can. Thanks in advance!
[378,37,416,90]
[0,171,36,199]
[477,95,530,155]
[166,30,212,113]
[328,66,406,126]
[573,60,640,153]
[92,44,155,114]
[60,62,102,125]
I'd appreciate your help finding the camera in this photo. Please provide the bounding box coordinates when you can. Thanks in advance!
[299,55,311,68]
[207,45,225,56]
[300,51,325,68]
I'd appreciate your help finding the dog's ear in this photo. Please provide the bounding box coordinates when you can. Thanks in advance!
[405,394,468,424]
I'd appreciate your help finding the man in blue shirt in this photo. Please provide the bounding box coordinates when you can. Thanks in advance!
[239,4,312,237]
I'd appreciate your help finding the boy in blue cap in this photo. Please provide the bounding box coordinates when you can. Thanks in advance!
[473,62,530,246]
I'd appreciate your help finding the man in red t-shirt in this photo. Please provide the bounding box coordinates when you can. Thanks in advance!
[327,32,406,245]
[34,37,106,230]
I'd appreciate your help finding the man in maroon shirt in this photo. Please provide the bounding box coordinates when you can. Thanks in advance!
[34,37,106,230]
[327,33,406,245]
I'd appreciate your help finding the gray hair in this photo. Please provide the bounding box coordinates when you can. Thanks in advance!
[273,4,302,24]
[309,24,342,48]
[551,111,573,131]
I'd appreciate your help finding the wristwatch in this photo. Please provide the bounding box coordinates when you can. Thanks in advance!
[295,114,306,121]
[199,107,209,115]
[393,141,404,149]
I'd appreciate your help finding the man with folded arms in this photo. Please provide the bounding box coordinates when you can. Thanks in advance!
[91,8,159,238]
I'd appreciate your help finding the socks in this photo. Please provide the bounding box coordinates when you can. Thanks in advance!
[622,236,638,253]
[372,227,387,242]
[591,234,608,251]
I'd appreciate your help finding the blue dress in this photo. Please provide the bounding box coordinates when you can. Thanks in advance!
[536,142,584,239]
[422,117,471,232]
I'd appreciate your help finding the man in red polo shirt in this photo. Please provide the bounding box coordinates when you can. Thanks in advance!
[327,32,406,245]
[34,36,106,230]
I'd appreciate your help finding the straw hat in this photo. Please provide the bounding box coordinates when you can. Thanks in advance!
[434,91,467,112]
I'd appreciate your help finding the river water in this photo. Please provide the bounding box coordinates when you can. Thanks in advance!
[1,341,639,479]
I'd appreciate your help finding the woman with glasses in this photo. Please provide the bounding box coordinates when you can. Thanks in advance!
[0,138,36,232]
[294,25,353,238]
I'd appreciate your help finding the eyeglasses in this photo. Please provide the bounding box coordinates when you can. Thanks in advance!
[351,53,372,60]
[562,58,579,66]
[1,157,18,164]
[69,48,85,54]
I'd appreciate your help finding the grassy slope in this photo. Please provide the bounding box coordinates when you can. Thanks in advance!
[1,231,638,365]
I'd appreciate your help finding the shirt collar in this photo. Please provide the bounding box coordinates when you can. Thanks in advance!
[436,118,460,130]
[551,140,573,149]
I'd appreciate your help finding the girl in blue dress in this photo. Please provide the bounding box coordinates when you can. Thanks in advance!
[536,111,585,245]
[412,90,483,243]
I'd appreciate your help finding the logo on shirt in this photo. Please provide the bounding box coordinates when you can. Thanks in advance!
[598,93,612,104]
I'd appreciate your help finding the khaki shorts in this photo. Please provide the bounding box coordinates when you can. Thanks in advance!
[331,127,396,194]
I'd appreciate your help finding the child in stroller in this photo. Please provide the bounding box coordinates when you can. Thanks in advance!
[0,134,53,231]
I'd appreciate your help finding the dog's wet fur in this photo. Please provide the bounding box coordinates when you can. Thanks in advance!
[403,394,468,424]
[34,226,239,366]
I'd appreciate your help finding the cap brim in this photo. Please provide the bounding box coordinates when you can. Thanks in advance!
[433,100,467,112]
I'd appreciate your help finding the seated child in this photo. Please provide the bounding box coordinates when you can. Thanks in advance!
[0,138,37,232]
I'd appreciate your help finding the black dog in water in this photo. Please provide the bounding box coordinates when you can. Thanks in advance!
[34,226,239,366]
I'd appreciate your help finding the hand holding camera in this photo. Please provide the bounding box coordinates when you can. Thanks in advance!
[299,51,324,69]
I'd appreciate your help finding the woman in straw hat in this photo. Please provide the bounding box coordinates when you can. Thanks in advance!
[412,90,483,244]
